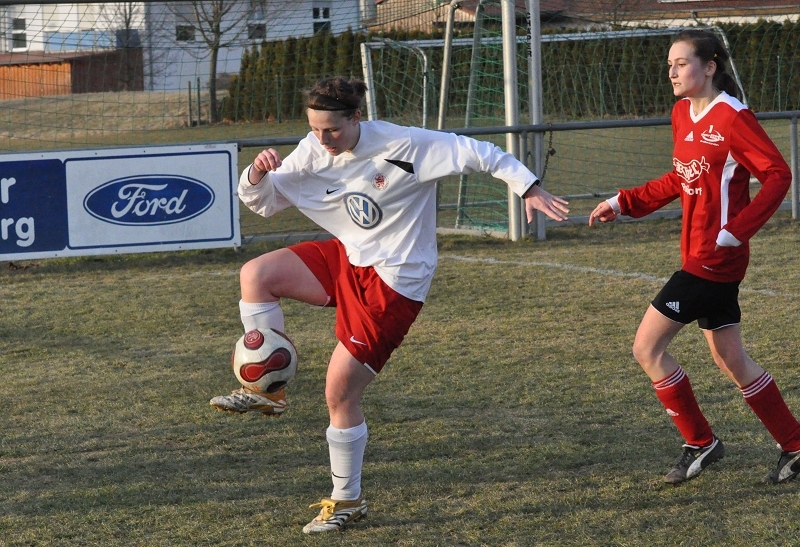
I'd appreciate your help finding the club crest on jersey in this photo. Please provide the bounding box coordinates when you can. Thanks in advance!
[344,192,383,229]
[674,156,710,183]
[700,125,724,146]
[372,173,388,191]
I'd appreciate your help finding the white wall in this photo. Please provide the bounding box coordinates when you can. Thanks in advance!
[143,0,363,92]
[1,3,146,53]
[1,1,363,93]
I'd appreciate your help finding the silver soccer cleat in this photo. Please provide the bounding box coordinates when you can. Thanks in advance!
[209,386,287,417]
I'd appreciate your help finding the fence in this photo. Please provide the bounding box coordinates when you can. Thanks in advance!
[234,111,800,242]
[0,0,797,242]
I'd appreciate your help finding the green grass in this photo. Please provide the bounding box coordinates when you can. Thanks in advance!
[1,213,800,545]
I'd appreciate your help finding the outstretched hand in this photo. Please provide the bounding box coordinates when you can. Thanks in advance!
[588,201,617,226]
[524,185,570,223]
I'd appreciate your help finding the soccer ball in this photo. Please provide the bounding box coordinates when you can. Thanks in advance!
[231,328,298,394]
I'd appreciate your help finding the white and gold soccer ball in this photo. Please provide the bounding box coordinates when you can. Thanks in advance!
[231,328,298,394]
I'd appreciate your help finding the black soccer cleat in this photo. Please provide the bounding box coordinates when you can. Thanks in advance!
[763,450,800,484]
[664,436,725,484]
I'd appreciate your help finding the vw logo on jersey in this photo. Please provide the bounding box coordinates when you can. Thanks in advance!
[84,175,215,226]
[344,192,383,229]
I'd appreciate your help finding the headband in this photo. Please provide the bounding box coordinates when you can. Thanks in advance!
[307,94,356,111]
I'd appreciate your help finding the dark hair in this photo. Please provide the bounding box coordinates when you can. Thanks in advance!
[304,76,367,119]
[672,29,738,98]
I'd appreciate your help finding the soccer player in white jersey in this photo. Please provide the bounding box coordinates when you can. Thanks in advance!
[590,29,800,485]
[210,76,570,533]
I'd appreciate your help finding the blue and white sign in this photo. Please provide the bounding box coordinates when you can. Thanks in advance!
[0,144,240,261]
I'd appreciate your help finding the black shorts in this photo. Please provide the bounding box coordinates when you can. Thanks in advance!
[651,270,741,330]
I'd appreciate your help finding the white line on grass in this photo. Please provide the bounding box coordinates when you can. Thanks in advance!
[440,254,798,298]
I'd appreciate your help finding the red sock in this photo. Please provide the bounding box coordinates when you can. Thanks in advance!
[653,367,714,447]
[741,372,800,453]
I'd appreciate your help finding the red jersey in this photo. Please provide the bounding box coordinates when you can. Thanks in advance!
[616,93,791,282]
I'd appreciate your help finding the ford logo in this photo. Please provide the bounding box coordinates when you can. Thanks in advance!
[84,175,214,226]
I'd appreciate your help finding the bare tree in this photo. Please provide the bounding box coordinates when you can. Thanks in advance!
[171,0,256,123]
[97,2,171,92]
[585,0,649,27]
[96,3,143,91]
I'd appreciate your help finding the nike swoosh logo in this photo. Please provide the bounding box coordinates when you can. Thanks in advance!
[349,335,367,346]
[326,188,341,194]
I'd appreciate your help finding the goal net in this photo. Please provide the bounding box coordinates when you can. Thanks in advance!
[0,1,796,239]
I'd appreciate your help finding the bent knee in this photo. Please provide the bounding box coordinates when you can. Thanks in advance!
[632,338,659,367]
[240,251,290,288]
[240,258,267,286]
[239,259,257,284]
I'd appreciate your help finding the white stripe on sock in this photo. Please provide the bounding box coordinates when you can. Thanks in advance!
[741,372,772,399]
[654,367,686,390]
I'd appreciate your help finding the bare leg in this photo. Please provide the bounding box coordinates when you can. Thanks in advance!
[634,305,715,453]
[324,342,375,503]
[325,342,376,429]
[632,305,684,381]
[702,324,763,387]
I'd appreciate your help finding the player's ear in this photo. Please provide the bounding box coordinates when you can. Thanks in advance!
[352,109,362,124]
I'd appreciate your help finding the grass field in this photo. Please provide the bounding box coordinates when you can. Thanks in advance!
[1,212,799,546]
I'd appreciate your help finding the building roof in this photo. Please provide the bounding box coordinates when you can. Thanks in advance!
[539,0,799,21]
[370,0,797,29]
[0,51,105,66]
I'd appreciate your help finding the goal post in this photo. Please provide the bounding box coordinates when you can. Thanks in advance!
[360,18,747,240]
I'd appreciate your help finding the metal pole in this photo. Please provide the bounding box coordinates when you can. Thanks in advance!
[777,55,782,111]
[464,0,484,128]
[360,42,378,121]
[434,4,458,222]
[416,47,430,129]
[791,116,798,220]
[455,0,485,229]
[145,2,154,91]
[713,26,747,105]
[423,55,429,129]
[526,0,545,240]
[187,81,194,127]
[437,1,460,131]
[501,0,522,241]
[196,76,202,125]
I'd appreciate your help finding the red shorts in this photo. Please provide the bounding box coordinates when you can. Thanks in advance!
[289,238,423,374]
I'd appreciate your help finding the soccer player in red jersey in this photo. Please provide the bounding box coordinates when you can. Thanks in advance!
[590,29,800,484]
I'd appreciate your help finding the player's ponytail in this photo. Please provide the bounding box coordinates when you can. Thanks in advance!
[304,76,367,119]
[672,29,739,99]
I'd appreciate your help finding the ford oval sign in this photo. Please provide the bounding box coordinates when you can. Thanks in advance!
[83,175,215,226]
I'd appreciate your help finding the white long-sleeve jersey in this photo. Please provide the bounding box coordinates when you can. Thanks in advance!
[239,120,538,302]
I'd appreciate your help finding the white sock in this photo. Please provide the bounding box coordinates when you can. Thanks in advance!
[327,421,368,501]
[239,300,284,333]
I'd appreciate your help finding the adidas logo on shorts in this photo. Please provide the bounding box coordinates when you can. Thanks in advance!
[666,301,680,313]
